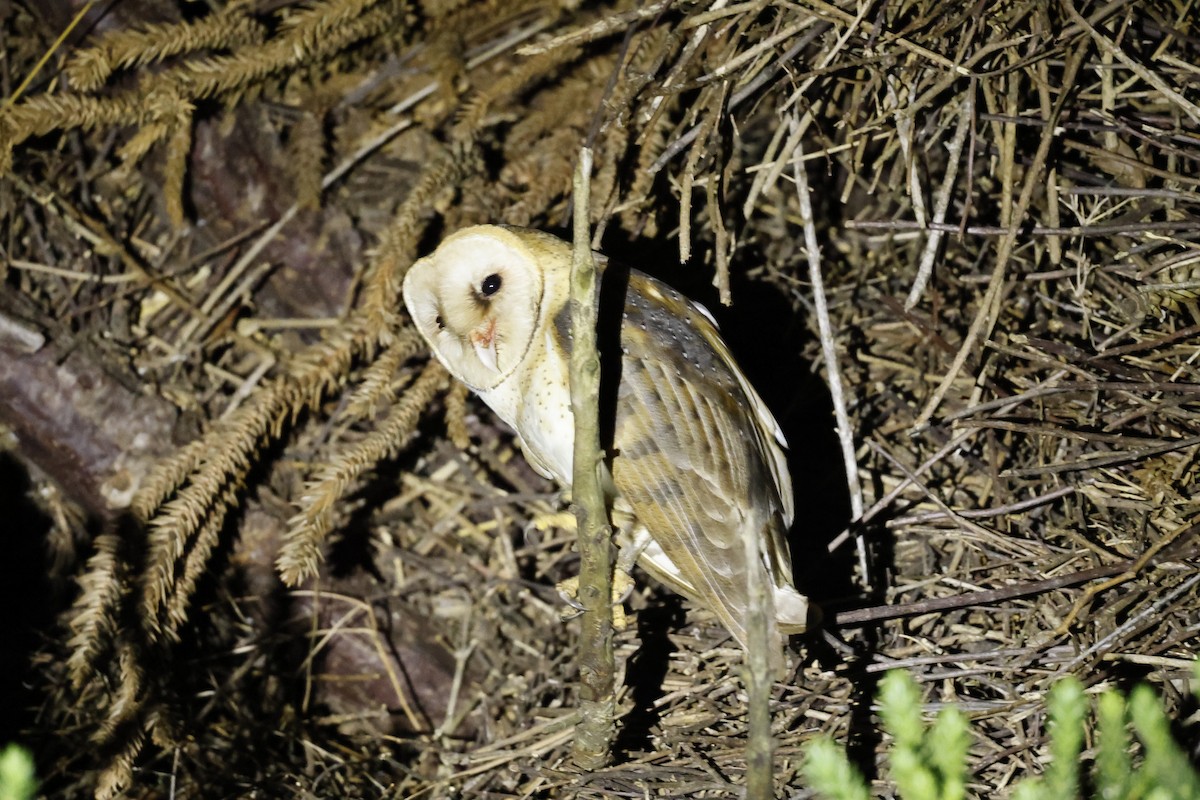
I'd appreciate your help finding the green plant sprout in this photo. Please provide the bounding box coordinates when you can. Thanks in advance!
[803,660,1200,800]
[0,744,36,800]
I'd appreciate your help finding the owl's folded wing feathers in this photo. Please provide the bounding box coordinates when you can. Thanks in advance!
[609,271,797,653]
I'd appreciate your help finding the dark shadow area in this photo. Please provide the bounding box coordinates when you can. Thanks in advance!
[0,453,56,746]
[614,594,685,755]
[717,268,890,774]
[830,628,885,778]
[716,269,858,605]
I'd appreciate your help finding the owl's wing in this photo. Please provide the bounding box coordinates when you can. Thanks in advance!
[687,296,794,527]
[606,269,797,652]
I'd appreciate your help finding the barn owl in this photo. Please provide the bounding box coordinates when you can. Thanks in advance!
[402,225,811,659]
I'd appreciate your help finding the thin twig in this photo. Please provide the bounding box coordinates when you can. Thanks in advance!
[790,121,867,581]
[905,88,974,309]
[1059,572,1200,673]
[833,537,1200,626]
[5,1,95,105]
[516,0,677,55]
[847,219,1200,236]
[888,484,1078,525]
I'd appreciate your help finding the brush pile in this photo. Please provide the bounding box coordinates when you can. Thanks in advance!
[2,0,1198,796]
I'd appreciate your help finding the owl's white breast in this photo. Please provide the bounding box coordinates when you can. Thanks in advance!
[478,325,575,484]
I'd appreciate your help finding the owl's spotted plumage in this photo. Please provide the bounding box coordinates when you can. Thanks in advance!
[402,225,810,659]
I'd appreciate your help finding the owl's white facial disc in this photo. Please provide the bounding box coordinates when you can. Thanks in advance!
[402,227,544,391]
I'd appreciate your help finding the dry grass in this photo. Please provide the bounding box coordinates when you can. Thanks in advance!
[2,0,1199,796]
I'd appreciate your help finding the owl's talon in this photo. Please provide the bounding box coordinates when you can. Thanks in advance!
[615,578,634,605]
[555,577,587,612]
[612,569,635,605]
[555,574,633,630]
[612,604,629,631]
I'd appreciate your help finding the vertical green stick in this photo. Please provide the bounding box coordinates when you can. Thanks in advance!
[569,146,616,768]
[744,519,775,799]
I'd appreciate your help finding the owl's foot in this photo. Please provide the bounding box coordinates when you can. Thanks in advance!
[526,510,576,539]
[556,571,635,630]
[617,528,652,574]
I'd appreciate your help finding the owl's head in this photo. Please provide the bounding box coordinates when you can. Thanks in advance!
[402,225,548,390]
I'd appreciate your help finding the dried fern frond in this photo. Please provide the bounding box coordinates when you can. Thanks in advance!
[116,119,170,167]
[619,86,677,236]
[342,327,427,421]
[0,92,143,172]
[94,700,152,800]
[150,482,240,641]
[444,378,471,449]
[130,438,211,524]
[171,7,393,102]
[278,316,380,414]
[137,318,379,640]
[94,637,148,745]
[287,110,326,212]
[63,5,266,92]
[278,359,448,586]
[0,0,405,177]
[503,126,586,226]
[65,530,130,689]
[276,0,385,52]
[141,483,237,638]
[452,44,584,136]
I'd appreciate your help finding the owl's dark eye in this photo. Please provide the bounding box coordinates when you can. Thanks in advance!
[435,314,444,329]
[480,273,502,296]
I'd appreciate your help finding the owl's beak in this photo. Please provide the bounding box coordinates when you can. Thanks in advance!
[471,319,499,372]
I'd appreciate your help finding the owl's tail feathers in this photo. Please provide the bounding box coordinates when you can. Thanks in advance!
[775,585,820,634]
